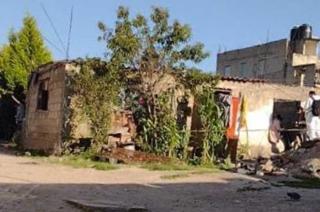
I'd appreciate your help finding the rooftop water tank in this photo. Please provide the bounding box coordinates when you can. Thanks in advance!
[290,26,300,41]
[299,24,312,39]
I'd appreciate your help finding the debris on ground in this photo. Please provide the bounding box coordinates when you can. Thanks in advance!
[237,140,320,180]
[65,199,149,212]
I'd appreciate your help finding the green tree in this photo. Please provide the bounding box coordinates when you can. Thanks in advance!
[97,6,211,159]
[98,6,209,73]
[0,15,52,91]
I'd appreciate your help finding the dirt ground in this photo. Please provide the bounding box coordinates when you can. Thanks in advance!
[0,149,320,212]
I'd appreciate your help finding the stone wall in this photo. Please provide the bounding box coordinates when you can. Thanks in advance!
[218,80,320,158]
[23,63,66,154]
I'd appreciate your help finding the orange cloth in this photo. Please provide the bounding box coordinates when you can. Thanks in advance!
[226,97,240,140]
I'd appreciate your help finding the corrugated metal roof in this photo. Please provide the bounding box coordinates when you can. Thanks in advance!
[221,76,266,83]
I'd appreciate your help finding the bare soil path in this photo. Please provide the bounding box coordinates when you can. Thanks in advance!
[0,149,319,212]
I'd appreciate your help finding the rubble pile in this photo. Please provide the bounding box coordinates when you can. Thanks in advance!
[238,141,320,179]
[284,141,320,179]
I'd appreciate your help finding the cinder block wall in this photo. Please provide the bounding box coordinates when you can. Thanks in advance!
[23,63,66,154]
[217,39,288,80]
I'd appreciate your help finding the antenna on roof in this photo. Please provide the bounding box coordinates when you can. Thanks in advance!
[266,29,270,43]
[40,3,66,53]
[66,6,74,60]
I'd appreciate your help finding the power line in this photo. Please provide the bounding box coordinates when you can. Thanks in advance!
[40,3,66,53]
[66,6,74,60]
[42,34,64,54]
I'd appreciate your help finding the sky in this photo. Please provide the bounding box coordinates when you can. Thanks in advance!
[1,0,320,73]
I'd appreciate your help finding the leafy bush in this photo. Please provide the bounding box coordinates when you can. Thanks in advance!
[136,91,183,158]
[67,59,120,151]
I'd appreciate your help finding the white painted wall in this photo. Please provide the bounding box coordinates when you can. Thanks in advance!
[238,100,274,157]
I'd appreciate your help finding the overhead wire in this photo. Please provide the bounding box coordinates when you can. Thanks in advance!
[40,3,67,53]
[42,34,64,54]
[66,6,74,60]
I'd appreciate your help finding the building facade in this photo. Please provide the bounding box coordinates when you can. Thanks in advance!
[217,24,320,87]
[217,77,320,158]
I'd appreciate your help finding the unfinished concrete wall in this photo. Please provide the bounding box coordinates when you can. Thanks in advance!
[285,64,317,87]
[217,39,288,81]
[218,80,320,158]
[304,39,318,56]
[23,63,66,153]
[217,37,320,87]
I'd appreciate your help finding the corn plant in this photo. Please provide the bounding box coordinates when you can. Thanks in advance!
[197,87,226,164]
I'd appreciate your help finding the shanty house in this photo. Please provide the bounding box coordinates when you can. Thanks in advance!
[217,77,320,158]
[22,60,193,154]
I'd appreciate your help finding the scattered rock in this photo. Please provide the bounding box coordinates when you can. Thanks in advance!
[256,170,264,177]
[301,159,320,178]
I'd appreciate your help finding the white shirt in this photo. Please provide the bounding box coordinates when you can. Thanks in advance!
[304,95,320,123]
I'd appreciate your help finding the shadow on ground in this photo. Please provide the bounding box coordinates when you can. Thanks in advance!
[0,144,319,212]
[1,181,320,212]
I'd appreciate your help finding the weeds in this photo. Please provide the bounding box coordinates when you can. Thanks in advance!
[141,160,220,173]
[160,166,219,180]
[32,153,117,171]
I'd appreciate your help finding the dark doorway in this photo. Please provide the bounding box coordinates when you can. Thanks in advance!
[273,99,300,128]
[273,99,300,149]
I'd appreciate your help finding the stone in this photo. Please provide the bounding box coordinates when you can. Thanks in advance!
[261,159,274,173]
[302,159,320,178]
[256,170,264,177]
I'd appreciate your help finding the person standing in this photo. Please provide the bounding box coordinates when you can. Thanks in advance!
[304,91,320,140]
[268,114,285,153]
